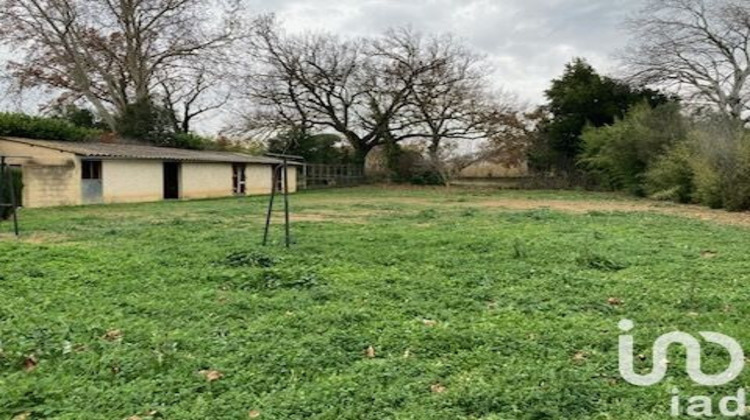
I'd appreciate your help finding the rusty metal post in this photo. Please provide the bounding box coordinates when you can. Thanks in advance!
[262,165,279,246]
[282,158,291,248]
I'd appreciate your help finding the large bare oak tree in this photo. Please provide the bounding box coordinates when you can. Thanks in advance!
[238,19,519,164]
[0,0,247,131]
[624,0,750,122]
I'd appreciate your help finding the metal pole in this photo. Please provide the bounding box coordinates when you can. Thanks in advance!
[282,158,291,248]
[262,165,279,246]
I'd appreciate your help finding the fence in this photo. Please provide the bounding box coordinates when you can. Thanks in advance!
[300,164,366,190]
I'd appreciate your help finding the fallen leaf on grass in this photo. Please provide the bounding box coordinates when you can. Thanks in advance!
[700,250,718,259]
[365,346,376,358]
[23,356,37,372]
[126,410,157,420]
[607,298,623,306]
[12,412,30,420]
[403,349,411,359]
[422,319,438,327]
[430,383,447,393]
[248,410,261,418]
[103,329,123,341]
[572,351,588,363]
[199,369,223,382]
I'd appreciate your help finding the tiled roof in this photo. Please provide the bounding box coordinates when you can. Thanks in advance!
[0,137,291,165]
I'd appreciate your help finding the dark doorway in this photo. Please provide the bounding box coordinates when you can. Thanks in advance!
[81,160,103,204]
[163,162,180,199]
[273,165,284,192]
[233,164,246,195]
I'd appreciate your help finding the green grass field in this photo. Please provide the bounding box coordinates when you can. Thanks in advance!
[2,187,749,419]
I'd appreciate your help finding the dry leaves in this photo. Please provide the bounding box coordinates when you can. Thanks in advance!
[23,356,37,372]
[700,250,718,259]
[365,346,376,358]
[12,412,31,420]
[430,383,447,393]
[422,319,438,327]
[126,410,157,420]
[103,329,123,341]
[572,351,588,363]
[607,298,623,306]
[199,369,223,382]
[248,410,261,418]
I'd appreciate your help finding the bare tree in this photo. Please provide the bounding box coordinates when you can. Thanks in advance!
[422,108,533,186]
[237,19,470,163]
[624,0,750,122]
[379,30,491,157]
[159,64,231,133]
[0,0,247,130]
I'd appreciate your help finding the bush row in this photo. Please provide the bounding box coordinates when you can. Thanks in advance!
[0,112,102,142]
[581,103,750,211]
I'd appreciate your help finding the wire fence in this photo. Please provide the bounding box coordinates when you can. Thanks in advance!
[300,164,366,190]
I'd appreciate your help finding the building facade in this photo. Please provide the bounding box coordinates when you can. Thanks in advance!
[0,137,297,208]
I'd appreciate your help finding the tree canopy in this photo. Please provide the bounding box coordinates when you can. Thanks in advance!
[533,58,671,172]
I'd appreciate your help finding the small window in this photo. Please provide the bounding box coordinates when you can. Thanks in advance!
[82,161,102,180]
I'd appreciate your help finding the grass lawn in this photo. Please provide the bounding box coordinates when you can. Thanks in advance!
[1,186,749,419]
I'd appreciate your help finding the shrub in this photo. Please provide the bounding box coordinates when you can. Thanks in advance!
[409,169,443,186]
[580,102,686,195]
[168,133,210,150]
[644,144,694,203]
[223,251,278,268]
[0,112,101,142]
[115,99,173,143]
[577,250,627,272]
[688,119,750,211]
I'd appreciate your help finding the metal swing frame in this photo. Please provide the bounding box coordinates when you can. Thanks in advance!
[262,153,303,248]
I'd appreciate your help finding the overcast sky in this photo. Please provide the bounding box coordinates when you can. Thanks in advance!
[251,0,643,105]
[0,0,644,132]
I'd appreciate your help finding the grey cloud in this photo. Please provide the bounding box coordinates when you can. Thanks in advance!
[1,0,645,130]
[251,0,644,103]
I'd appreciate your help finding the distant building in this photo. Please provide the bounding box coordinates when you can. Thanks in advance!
[0,137,298,208]
[459,156,528,179]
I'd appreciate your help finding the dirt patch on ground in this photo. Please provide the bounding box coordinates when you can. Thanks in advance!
[469,199,750,227]
[0,232,72,243]
[303,195,750,228]
[287,210,379,224]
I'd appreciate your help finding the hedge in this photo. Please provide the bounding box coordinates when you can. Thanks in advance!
[0,112,101,142]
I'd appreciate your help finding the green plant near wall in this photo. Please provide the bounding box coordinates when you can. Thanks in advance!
[0,112,102,142]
